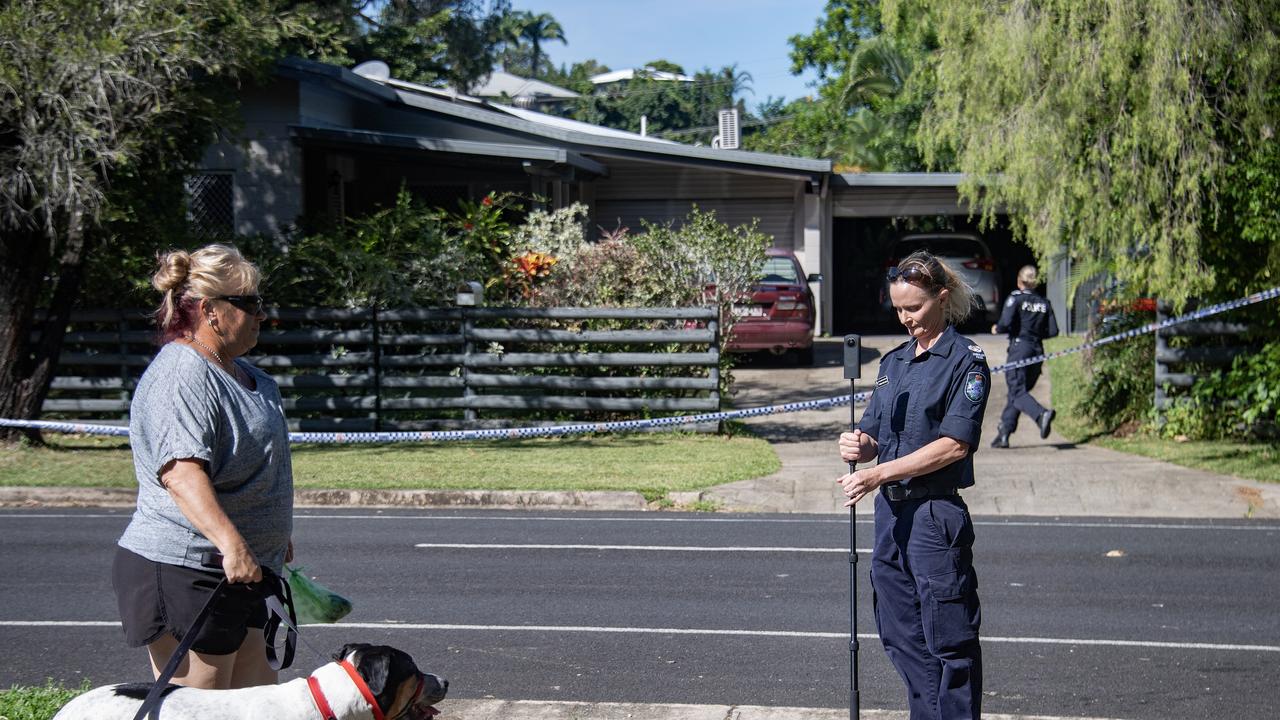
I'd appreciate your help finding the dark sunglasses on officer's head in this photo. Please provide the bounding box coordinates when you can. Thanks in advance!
[217,295,264,314]
[886,264,935,287]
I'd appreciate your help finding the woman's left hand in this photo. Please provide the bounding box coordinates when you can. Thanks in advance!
[838,467,882,507]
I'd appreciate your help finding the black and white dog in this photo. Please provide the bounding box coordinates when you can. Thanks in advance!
[52,643,447,720]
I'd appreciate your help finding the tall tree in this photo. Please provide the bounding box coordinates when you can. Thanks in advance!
[514,10,566,79]
[0,0,321,441]
[891,0,1280,305]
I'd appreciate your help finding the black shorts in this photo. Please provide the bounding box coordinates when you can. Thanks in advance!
[112,547,268,655]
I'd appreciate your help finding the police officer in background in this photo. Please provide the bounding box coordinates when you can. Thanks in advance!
[838,250,989,719]
[990,264,1059,448]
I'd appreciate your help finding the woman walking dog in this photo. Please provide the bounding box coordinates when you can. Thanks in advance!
[112,243,294,690]
[837,251,989,719]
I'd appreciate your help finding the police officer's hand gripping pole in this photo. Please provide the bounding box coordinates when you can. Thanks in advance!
[842,334,862,720]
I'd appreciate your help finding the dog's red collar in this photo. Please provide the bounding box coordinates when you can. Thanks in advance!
[340,659,387,720]
[307,675,338,720]
[309,660,387,720]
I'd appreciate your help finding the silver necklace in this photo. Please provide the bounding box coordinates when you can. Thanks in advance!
[186,334,230,371]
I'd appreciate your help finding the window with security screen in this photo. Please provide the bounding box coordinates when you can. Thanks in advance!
[184,172,234,238]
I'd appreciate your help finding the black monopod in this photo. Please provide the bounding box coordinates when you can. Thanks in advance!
[842,333,862,720]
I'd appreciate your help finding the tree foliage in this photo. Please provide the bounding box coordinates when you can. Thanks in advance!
[559,62,752,144]
[0,0,327,439]
[345,0,512,91]
[747,0,930,170]
[891,0,1280,307]
[0,0,314,240]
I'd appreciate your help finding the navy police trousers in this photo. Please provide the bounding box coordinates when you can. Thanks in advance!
[872,493,982,719]
[1000,339,1047,433]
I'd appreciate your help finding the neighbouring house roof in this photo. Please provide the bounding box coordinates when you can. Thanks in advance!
[278,58,831,180]
[465,70,579,102]
[589,68,695,85]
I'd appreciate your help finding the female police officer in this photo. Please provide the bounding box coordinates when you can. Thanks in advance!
[989,264,1059,448]
[838,251,989,719]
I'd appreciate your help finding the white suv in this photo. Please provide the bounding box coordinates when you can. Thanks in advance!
[882,233,1002,323]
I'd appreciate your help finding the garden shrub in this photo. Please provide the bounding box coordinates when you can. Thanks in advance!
[1081,307,1155,433]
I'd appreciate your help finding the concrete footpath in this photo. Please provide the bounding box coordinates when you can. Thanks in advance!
[3,334,1277,720]
[440,699,1116,720]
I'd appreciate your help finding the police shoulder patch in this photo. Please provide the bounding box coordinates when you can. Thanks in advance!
[967,344,986,360]
[964,371,986,402]
[876,375,889,388]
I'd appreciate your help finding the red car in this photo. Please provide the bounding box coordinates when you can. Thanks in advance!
[725,249,821,365]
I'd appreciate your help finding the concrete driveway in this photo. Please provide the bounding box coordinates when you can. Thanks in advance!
[710,334,1280,518]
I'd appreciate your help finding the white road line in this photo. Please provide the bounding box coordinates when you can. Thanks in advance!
[414,543,870,553]
[2,513,1276,532]
[6,620,1274,653]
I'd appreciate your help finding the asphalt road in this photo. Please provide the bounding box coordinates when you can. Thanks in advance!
[2,509,1278,719]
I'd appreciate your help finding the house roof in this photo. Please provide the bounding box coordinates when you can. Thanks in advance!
[590,68,695,84]
[465,70,579,101]
[289,126,608,176]
[834,172,966,187]
[278,58,831,180]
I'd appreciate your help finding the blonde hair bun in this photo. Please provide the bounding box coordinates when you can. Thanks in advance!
[152,250,192,294]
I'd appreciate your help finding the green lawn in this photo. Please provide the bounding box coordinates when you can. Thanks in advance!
[0,431,781,501]
[1045,336,1280,484]
[0,681,88,720]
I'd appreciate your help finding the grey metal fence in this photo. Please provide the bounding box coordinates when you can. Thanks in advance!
[1153,301,1249,410]
[41,306,720,431]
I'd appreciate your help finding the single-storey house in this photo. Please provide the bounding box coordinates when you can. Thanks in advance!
[195,58,1070,335]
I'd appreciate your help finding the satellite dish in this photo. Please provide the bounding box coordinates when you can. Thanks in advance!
[352,60,390,82]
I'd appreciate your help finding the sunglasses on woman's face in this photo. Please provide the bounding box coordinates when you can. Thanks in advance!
[218,295,264,314]
[886,265,934,286]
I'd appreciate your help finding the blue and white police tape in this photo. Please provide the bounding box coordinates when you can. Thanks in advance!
[991,285,1280,374]
[0,390,876,443]
[3,285,1277,443]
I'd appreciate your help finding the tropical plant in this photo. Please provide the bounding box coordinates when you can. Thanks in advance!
[514,10,565,78]
[446,192,522,299]
[511,203,590,264]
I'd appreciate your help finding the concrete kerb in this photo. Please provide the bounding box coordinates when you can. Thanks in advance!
[0,486,651,511]
[439,699,1120,720]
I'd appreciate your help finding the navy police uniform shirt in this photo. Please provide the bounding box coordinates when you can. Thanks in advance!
[858,325,991,490]
[995,289,1059,345]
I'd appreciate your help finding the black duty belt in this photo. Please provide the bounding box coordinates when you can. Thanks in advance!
[881,482,960,502]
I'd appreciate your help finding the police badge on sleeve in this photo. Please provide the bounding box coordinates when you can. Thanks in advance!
[964,371,986,402]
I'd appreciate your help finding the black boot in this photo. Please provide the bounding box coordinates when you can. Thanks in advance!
[990,430,1010,448]
[1038,409,1056,439]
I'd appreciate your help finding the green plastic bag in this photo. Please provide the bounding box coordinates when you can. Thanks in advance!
[286,565,353,624]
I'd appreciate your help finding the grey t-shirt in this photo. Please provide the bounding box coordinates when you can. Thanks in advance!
[118,342,293,572]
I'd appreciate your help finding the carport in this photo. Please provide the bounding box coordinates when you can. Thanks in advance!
[822,173,1040,335]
